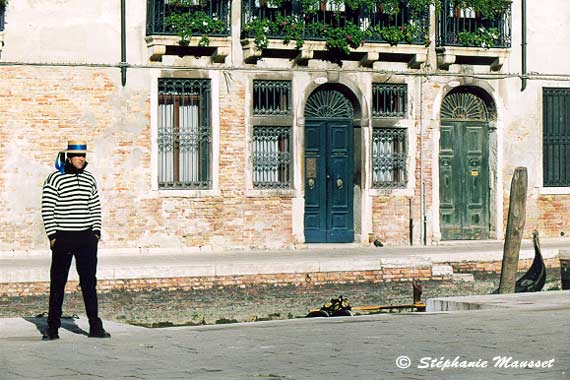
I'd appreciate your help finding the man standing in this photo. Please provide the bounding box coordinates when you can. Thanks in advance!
[41,140,110,340]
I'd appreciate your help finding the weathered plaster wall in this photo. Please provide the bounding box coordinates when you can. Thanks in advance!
[1,0,570,252]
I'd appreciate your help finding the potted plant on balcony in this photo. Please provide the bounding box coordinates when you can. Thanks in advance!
[243,0,434,61]
[166,0,226,47]
[457,26,499,48]
[452,0,510,18]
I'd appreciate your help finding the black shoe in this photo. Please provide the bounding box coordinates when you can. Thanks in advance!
[88,329,111,338]
[42,328,60,341]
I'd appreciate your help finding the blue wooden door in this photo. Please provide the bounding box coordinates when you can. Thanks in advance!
[304,89,354,243]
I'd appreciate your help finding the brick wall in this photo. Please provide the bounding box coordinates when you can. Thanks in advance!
[0,66,294,252]
[2,65,570,251]
[371,196,411,245]
[0,258,560,297]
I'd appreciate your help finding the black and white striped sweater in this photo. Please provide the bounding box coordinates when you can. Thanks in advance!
[41,164,102,239]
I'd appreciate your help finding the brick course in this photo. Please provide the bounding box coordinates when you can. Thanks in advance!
[0,258,559,297]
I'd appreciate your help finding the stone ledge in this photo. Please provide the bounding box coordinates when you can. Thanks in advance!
[436,46,510,71]
[146,35,231,63]
[241,38,427,68]
[426,290,570,312]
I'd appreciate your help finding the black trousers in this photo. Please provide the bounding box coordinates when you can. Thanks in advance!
[48,230,102,330]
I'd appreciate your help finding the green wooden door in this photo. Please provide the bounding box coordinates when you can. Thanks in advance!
[304,89,354,243]
[439,122,489,239]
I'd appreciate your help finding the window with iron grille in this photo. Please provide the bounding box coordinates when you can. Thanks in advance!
[372,83,407,118]
[158,78,211,189]
[543,88,570,187]
[372,128,407,188]
[252,80,292,189]
[252,126,292,188]
[253,80,291,116]
[372,83,408,188]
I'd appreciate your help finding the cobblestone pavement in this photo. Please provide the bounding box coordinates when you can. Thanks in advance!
[1,293,569,380]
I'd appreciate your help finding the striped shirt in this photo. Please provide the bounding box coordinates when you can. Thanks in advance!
[41,170,102,238]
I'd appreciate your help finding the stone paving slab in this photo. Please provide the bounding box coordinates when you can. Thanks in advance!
[427,289,570,311]
[1,291,569,380]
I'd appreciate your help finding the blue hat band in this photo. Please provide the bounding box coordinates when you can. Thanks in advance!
[67,144,87,151]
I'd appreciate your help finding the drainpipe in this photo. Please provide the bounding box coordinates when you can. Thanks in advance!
[521,0,527,91]
[419,76,426,246]
[120,0,127,87]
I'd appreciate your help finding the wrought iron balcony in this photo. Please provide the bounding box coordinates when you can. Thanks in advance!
[435,0,511,71]
[146,0,231,61]
[436,0,511,48]
[241,0,429,66]
[147,0,230,36]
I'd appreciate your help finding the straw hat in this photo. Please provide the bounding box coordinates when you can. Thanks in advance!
[65,140,88,154]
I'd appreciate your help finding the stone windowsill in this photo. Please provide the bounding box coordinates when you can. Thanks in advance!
[155,189,222,198]
[245,189,297,198]
[538,186,570,195]
[369,187,414,197]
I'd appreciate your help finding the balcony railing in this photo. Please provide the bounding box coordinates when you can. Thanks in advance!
[436,0,511,48]
[146,0,231,37]
[241,0,429,46]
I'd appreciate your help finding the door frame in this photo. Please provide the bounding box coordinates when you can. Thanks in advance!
[433,85,500,242]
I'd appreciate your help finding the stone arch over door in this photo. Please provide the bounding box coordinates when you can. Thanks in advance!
[439,86,496,240]
[303,84,361,243]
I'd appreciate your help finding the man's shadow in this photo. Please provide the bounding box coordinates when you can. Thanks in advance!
[24,312,88,338]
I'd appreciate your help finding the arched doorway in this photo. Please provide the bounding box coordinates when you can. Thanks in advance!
[304,86,356,243]
[439,87,496,240]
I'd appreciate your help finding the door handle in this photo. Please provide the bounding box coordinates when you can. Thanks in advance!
[308,178,315,189]
[336,178,344,190]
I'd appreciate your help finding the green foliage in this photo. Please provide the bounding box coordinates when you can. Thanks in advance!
[454,0,510,18]
[166,0,226,47]
[0,0,7,8]
[243,0,434,56]
[243,18,273,50]
[276,15,306,49]
[243,15,306,50]
[371,24,420,46]
[315,21,368,55]
[457,26,499,48]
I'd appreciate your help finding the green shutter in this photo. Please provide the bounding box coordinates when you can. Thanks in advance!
[543,88,570,187]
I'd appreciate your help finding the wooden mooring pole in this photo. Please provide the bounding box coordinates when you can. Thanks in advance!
[498,167,528,294]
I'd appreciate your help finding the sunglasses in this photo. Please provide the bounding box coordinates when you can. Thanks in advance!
[68,153,86,158]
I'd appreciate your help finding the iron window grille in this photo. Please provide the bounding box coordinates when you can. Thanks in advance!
[158,78,211,189]
[543,88,570,187]
[372,83,408,188]
[372,128,407,188]
[372,83,407,118]
[252,126,292,188]
[252,80,292,189]
[253,80,291,116]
